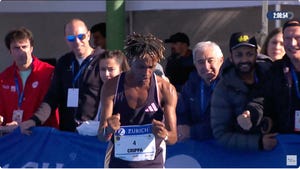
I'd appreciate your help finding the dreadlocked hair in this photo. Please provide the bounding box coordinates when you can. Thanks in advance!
[124,32,165,63]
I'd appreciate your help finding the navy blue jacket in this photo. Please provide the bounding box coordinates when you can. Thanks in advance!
[177,71,217,141]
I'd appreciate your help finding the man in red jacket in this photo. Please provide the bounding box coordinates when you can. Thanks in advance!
[0,27,59,134]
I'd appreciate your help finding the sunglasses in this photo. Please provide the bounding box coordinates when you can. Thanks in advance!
[66,33,86,42]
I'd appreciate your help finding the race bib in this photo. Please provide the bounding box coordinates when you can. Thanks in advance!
[114,124,156,161]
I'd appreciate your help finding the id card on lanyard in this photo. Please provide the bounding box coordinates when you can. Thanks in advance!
[67,59,90,107]
[67,88,79,107]
[295,110,300,131]
[13,75,24,123]
[114,124,156,161]
[290,65,300,132]
[12,109,23,123]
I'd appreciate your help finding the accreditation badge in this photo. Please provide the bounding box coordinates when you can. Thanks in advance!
[294,110,300,131]
[114,124,156,161]
[12,109,23,123]
[67,88,79,107]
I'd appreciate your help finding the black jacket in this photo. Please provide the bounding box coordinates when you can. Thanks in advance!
[248,55,300,133]
[44,52,102,132]
[165,49,195,92]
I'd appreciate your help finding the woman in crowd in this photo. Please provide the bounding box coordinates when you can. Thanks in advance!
[261,28,285,61]
[76,50,130,136]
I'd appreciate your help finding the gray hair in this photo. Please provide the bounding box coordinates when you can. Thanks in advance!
[192,41,223,64]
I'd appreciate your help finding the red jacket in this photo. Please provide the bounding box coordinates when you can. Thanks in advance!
[0,56,59,128]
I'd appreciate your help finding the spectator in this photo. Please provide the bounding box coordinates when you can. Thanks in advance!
[76,50,130,136]
[20,18,103,133]
[0,27,59,134]
[98,50,130,83]
[243,19,300,135]
[164,32,195,92]
[261,27,285,61]
[90,22,167,81]
[90,22,106,49]
[176,41,224,141]
[211,32,276,151]
[98,33,177,168]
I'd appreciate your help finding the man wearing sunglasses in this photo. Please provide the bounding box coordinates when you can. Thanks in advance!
[20,18,103,133]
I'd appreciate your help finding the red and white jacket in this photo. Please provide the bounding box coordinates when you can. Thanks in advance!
[0,56,59,128]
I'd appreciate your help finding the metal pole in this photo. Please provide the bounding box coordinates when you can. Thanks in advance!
[106,0,125,50]
[275,2,281,28]
[129,11,133,34]
[260,0,268,47]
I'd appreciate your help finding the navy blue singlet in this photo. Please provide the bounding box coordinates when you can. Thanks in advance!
[108,72,166,168]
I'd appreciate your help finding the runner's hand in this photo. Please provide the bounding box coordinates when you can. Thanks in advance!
[107,113,121,133]
[152,119,168,139]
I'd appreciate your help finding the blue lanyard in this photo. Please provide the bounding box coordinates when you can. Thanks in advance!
[254,72,259,84]
[200,79,217,113]
[290,65,300,99]
[14,75,24,109]
[71,57,93,87]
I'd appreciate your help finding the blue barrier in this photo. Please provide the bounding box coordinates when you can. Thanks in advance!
[0,127,299,168]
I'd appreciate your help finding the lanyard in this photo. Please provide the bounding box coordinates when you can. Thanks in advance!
[14,75,24,109]
[290,65,300,99]
[200,79,217,113]
[254,72,259,84]
[71,57,93,87]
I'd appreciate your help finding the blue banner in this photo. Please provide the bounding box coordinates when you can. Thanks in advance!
[0,127,299,168]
